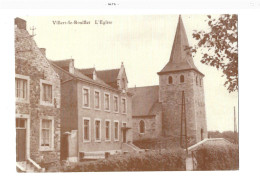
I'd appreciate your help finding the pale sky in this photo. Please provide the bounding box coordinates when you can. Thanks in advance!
[22,15,238,132]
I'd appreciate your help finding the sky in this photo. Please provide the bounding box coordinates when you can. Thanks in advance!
[22,15,238,132]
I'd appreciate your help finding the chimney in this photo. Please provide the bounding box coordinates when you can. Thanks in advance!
[69,59,75,74]
[40,48,46,56]
[15,17,27,30]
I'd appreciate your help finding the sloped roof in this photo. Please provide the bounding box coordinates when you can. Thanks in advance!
[79,68,96,76]
[159,15,202,75]
[49,60,115,89]
[51,59,72,71]
[96,69,120,83]
[128,85,161,117]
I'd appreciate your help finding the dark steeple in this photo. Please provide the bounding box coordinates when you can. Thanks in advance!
[158,15,202,75]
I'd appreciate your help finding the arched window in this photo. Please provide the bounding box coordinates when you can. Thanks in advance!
[168,76,173,84]
[180,75,184,83]
[139,120,145,134]
[196,76,198,85]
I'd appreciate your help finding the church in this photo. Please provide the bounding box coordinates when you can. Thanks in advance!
[129,15,207,145]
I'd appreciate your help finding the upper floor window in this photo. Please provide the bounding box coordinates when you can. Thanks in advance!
[114,95,119,113]
[40,79,53,106]
[121,97,126,114]
[16,78,28,100]
[180,75,184,83]
[82,87,90,108]
[139,120,145,134]
[196,76,198,85]
[168,76,173,84]
[104,93,110,111]
[15,74,29,103]
[94,90,100,110]
[40,118,54,151]
[83,118,90,142]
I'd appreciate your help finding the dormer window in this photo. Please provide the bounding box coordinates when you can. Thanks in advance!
[180,75,184,83]
[168,76,173,84]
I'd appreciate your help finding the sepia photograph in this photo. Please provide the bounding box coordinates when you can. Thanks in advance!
[15,14,238,172]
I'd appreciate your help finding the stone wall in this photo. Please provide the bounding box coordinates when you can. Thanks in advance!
[132,112,162,141]
[159,70,205,144]
[15,23,61,166]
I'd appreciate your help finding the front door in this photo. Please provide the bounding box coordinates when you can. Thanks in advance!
[16,118,26,162]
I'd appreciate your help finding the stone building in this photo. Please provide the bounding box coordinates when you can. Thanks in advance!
[129,15,207,145]
[50,60,138,162]
[15,18,61,171]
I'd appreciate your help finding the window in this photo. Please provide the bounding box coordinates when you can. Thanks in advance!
[42,83,52,103]
[114,121,119,141]
[180,75,184,83]
[168,76,173,84]
[95,119,101,141]
[15,74,29,103]
[114,95,119,113]
[122,98,127,114]
[105,120,111,141]
[200,78,202,86]
[139,120,145,134]
[196,76,198,85]
[82,87,90,108]
[16,118,26,129]
[83,118,90,142]
[40,119,53,150]
[16,78,27,99]
[94,90,100,110]
[104,93,110,111]
[40,79,53,106]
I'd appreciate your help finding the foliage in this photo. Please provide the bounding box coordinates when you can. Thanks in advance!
[62,149,186,172]
[194,143,239,170]
[190,14,238,93]
[133,137,180,150]
[208,131,238,144]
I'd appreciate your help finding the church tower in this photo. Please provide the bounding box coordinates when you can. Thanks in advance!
[158,15,207,144]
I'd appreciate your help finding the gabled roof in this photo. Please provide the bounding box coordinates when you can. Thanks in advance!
[96,69,120,83]
[159,15,202,75]
[50,59,73,71]
[128,85,161,117]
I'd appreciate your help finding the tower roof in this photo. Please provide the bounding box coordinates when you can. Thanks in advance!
[158,15,203,75]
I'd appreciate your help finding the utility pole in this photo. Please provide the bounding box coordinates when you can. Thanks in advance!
[180,91,188,154]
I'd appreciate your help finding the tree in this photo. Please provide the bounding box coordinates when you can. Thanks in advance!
[190,14,238,93]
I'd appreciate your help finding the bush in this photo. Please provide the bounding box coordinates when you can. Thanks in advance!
[133,137,180,150]
[62,149,186,172]
[194,144,239,170]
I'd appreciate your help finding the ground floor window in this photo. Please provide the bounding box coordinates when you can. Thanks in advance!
[139,120,145,134]
[40,118,53,150]
[83,118,90,142]
[114,121,119,141]
[95,119,101,141]
[105,120,111,141]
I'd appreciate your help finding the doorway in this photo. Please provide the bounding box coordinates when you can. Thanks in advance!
[16,118,26,162]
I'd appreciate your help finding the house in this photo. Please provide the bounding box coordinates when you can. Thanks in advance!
[129,15,208,145]
[50,60,137,162]
[15,18,61,172]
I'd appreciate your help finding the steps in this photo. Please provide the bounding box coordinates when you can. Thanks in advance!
[122,142,144,153]
[16,160,43,173]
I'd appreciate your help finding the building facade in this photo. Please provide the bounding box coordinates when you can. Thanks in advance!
[50,60,134,161]
[15,18,61,171]
[130,16,207,145]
